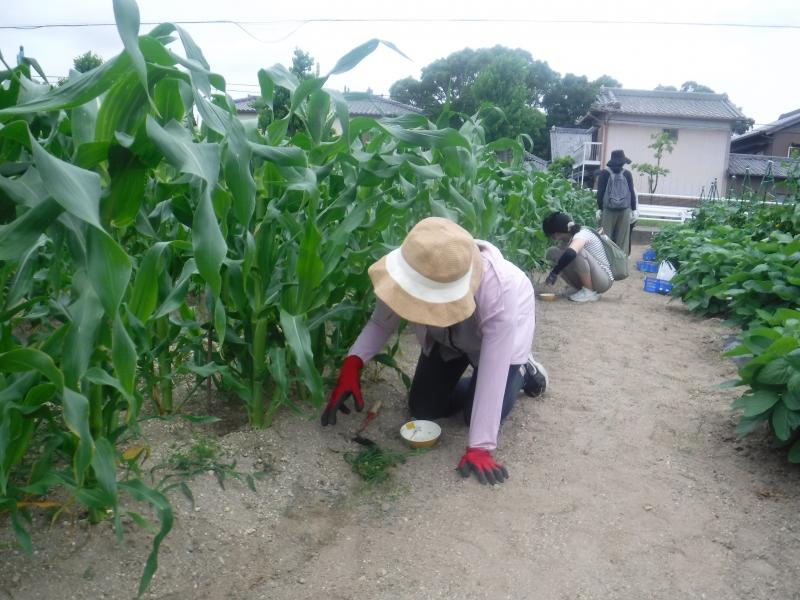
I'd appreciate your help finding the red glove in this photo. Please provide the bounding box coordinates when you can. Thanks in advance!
[321,355,364,426]
[457,447,509,485]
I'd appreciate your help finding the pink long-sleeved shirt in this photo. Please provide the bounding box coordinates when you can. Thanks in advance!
[349,241,536,451]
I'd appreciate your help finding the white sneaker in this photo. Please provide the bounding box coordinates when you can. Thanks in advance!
[568,287,599,303]
[555,285,579,298]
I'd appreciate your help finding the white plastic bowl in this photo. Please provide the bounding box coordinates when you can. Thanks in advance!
[400,420,442,449]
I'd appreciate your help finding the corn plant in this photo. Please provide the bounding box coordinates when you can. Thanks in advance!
[0,0,594,594]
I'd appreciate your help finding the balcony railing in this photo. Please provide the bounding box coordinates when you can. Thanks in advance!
[570,141,602,166]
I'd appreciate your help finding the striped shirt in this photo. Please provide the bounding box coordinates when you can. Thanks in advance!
[574,228,613,280]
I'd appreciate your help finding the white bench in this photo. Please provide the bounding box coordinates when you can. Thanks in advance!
[637,204,693,223]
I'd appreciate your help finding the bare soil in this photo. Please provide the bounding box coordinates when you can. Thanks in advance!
[2,245,800,600]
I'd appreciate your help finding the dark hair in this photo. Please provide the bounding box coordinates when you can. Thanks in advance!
[542,212,581,237]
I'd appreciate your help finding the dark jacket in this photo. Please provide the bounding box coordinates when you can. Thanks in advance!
[596,167,637,211]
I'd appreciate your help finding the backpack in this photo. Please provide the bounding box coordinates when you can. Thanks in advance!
[588,227,629,280]
[602,168,631,210]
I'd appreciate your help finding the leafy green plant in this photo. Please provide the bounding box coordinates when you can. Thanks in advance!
[632,131,675,194]
[344,445,407,483]
[149,436,267,506]
[725,309,800,462]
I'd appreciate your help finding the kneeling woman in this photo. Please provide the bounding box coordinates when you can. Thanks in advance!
[542,212,613,303]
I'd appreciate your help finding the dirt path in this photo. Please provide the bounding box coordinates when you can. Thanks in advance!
[2,245,800,600]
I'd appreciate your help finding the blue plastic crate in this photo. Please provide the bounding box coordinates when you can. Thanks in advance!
[636,260,659,273]
[656,279,673,294]
[643,276,672,295]
[643,248,656,261]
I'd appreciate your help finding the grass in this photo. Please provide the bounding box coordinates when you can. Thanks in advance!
[344,445,407,484]
[149,436,267,506]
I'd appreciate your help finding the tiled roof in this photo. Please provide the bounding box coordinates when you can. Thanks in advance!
[732,109,800,143]
[233,95,258,114]
[728,153,799,178]
[524,152,548,171]
[232,93,423,118]
[590,88,747,121]
[344,94,424,117]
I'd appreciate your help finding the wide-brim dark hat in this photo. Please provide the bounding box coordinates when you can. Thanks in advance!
[607,149,632,167]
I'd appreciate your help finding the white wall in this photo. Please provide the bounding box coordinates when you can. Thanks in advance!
[605,122,730,197]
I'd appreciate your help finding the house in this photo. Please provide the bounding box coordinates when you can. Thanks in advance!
[727,153,799,199]
[726,109,800,198]
[549,126,600,183]
[730,109,800,157]
[566,88,750,198]
[233,92,423,128]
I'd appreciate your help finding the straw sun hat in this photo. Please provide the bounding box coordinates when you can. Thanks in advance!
[368,217,483,327]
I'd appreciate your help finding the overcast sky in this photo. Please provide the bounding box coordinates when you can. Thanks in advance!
[3,0,798,126]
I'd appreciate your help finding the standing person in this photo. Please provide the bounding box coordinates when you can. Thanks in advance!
[595,149,637,252]
[542,212,613,303]
[321,217,548,485]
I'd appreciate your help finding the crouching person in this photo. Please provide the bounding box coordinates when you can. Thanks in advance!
[542,212,614,303]
[321,217,548,485]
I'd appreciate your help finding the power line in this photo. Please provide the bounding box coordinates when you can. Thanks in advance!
[3,17,799,31]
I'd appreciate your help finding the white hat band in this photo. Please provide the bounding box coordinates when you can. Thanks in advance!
[385,247,473,304]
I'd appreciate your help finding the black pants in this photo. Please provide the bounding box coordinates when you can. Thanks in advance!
[408,343,523,426]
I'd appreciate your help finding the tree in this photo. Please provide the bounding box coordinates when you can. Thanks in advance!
[541,73,621,130]
[654,84,678,91]
[255,48,316,130]
[547,155,575,179]
[471,51,547,143]
[632,132,676,194]
[289,48,315,78]
[73,51,103,73]
[389,46,558,150]
[679,80,715,93]
[732,116,755,135]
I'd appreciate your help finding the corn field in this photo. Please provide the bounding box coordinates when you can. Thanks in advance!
[0,0,595,594]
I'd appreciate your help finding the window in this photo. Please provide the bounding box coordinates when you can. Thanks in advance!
[662,128,679,141]
[789,145,800,158]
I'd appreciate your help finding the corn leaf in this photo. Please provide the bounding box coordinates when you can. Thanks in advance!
[112,0,150,102]
[62,388,95,486]
[0,54,130,115]
[112,314,137,396]
[224,119,255,227]
[0,198,62,261]
[128,241,171,322]
[31,138,102,229]
[153,77,186,123]
[0,348,64,390]
[9,507,32,555]
[62,286,105,388]
[0,168,48,206]
[306,90,330,146]
[192,187,227,297]
[106,145,147,227]
[95,70,149,143]
[145,116,220,187]
[87,227,132,317]
[118,479,173,598]
[279,309,323,405]
[295,219,324,313]
[91,437,119,508]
